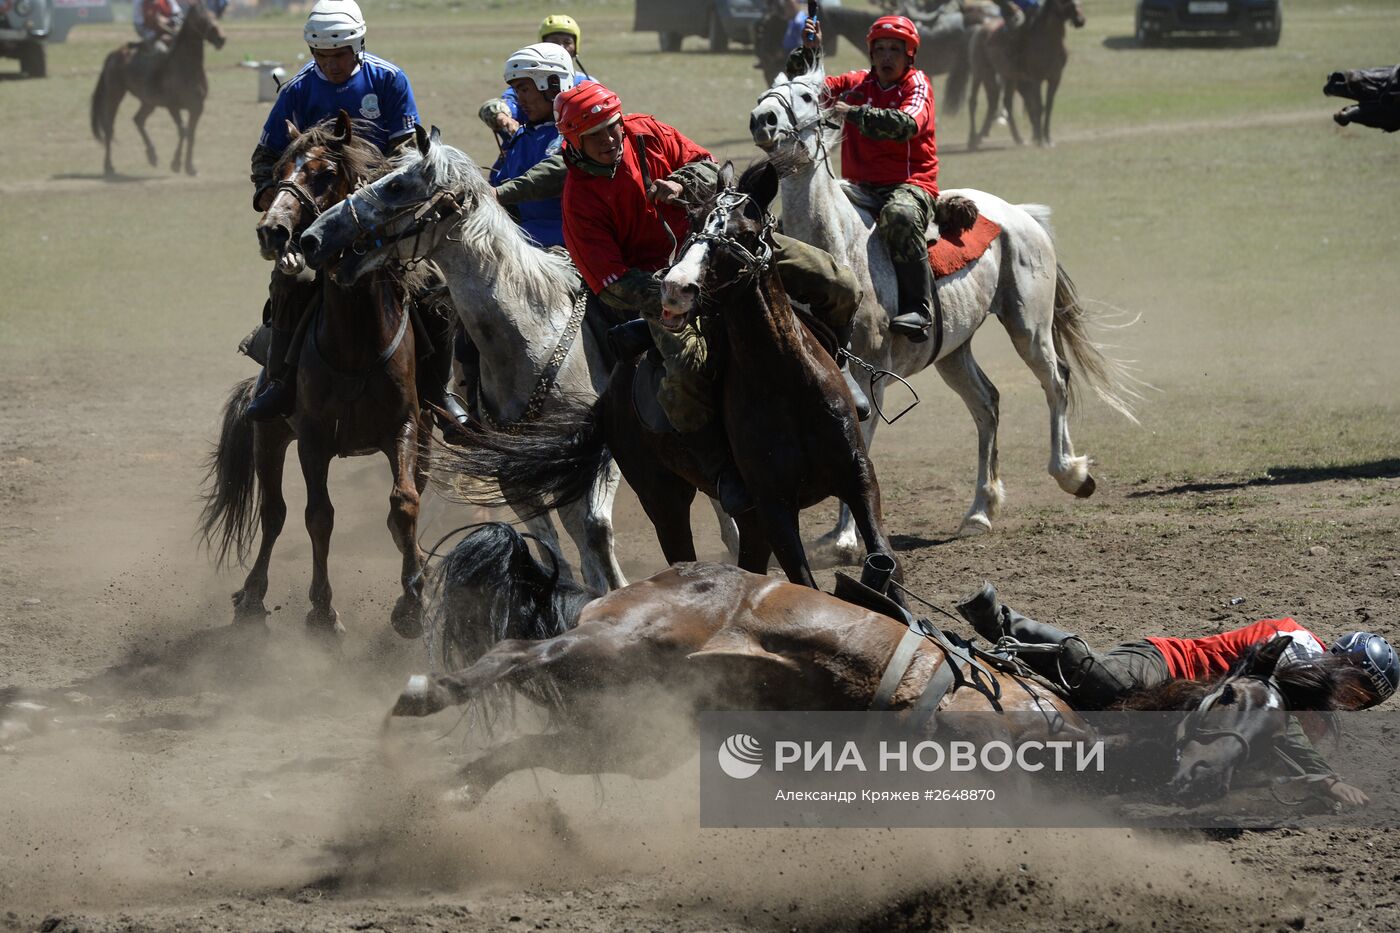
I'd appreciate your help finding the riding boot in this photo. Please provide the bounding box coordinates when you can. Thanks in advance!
[833,320,871,422]
[889,258,934,343]
[423,330,472,445]
[681,421,755,517]
[246,326,296,422]
[608,318,656,361]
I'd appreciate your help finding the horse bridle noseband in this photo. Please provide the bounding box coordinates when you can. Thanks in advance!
[1176,675,1284,763]
[756,82,843,179]
[347,182,466,267]
[673,189,777,285]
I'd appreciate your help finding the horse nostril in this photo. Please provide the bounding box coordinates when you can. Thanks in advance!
[765,112,777,126]
[682,284,699,299]
[300,230,320,258]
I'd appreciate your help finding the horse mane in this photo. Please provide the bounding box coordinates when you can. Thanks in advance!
[408,141,578,316]
[274,117,387,188]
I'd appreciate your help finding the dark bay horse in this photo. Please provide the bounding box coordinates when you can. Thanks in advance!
[389,523,1083,807]
[419,161,900,592]
[200,113,432,640]
[965,0,1084,149]
[89,0,225,177]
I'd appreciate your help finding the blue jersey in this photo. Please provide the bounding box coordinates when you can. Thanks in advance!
[501,70,595,122]
[259,53,419,155]
[490,120,564,247]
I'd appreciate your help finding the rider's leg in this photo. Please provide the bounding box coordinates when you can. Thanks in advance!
[878,184,938,343]
[646,316,754,517]
[410,268,472,440]
[248,268,316,422]
[772,232,870,420]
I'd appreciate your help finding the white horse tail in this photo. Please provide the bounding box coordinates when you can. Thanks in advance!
[1018,204,1144,424]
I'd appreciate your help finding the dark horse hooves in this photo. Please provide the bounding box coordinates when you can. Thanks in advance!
[305,608,346,640]
[231,590,270,624]
[391,595,424,640]
[1074,474,1098,499]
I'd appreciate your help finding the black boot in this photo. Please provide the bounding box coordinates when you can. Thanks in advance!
[890,258,933,343]
[681,421,755,517]
[423,321,472,445]
[608,318,655,361]
[955,582,1007,643]
[246,327,296,422]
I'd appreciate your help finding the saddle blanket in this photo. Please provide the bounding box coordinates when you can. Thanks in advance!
[929,214,1001,279]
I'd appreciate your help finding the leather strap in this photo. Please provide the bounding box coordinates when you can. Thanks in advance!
[870,626,926,711]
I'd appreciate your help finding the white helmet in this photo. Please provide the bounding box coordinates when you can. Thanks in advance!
[503,42,576,95]
[304,0,366,52]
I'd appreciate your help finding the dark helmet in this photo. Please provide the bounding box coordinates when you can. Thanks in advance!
[1330,631,1400,701]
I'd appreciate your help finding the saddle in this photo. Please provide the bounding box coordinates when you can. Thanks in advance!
[840,184,1002,280]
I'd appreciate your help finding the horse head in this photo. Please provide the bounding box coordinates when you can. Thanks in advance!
[256,111,382,269]
[749,57,835,175]
[182,0,227,49]
[659,160,779,331]
[1166,634,1292,804]
[301,124,471,285]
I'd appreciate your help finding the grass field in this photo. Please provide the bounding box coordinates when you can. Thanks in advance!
[2,2,1400,929]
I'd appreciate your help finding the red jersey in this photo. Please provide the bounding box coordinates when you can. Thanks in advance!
[823,67,938,197]
[1147,618,1326,681]
[561,113,711,295]
[143,0,176,33]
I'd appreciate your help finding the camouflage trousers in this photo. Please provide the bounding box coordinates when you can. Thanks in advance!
[865,182,937,265]
[644,232,862,433]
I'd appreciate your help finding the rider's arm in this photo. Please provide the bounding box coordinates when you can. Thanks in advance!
[250,144,281,211]
[381,70,421,152]
[495,153,566,205]
[666,159,720,204]
[772,232,861,333]
[599,269,663,318]
[1279,717,1368,806]
[845,105,919,142]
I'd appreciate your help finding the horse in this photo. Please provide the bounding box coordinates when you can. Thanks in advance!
[749,56,1139,563]
[820,3,970,117]
[965,0,1085,149]
[388,523,1085,808]
[89,0,225,178]
[294,126,632,593]
[199,113,434,640]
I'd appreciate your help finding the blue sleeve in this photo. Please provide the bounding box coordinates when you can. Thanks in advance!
[502,85,522,121]
[383,69,420,144]
[258,81,301,153]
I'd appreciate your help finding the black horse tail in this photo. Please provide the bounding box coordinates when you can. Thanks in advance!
[90,52,119,142]
[197,377,260,568]
[436,399,611,519]
[431,522,597,672]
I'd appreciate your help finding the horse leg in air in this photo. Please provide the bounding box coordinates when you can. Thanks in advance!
[232,421,294,621]
[383,418,427,640]
[181,100,203,175]
[933,342,1005,534]
[733,511,772,576]
[558,458,627,592]
[166,106,187,174]
[296,430,343,637]
[758,500,817,588]
[1042,73,1062,147]
[997,272,1094,498]
[806,403,876,570]
[131,100,159,168]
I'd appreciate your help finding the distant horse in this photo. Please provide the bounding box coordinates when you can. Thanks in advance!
[298,126,630,593]
[1325,65,1400,133]
[965,0,1084,149]
[750,59,1138,560]
[89,0,226,177]
[389,523,1084,807]
[820,3,970,117]
[200,113,433,640]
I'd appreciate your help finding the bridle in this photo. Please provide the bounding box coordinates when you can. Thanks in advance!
[673,189,776,286]
[274,176,324,223]
[346,180,466,268]
[755,82,842,178]
[1175,675,1284,764]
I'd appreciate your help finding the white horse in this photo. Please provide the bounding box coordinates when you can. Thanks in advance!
[748,63,1138,562]
[300,126,630,592]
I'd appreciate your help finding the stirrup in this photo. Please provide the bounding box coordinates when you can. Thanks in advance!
[890,313,931,342]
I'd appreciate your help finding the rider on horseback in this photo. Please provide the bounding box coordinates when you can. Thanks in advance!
[803,14,941,342]
[955,584,1398,805]
[551,80,864,516]
[245,0,464,432]
[479,14,594,148]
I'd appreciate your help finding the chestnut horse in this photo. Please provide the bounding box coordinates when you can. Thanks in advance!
[200,113,433,640]
[89,0,226,177]
[390,523,1083,807]
[965,0,1085,149]
[391,158,899,592]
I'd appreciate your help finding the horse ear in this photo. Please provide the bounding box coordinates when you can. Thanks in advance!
[737,158,779,211]
[285,119,300,141]
[1248,635,1291,679]
[413,122,431,155]
[429,125,442,146]
[331,109,352,147]
[718,161,737,193]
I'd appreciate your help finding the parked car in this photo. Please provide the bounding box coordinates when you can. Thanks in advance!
[637,0,841,54]
[0,0,50,77]
[1135,0,1282,47]
[48,0,113,43]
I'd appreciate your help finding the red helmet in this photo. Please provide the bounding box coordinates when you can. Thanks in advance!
[867,14,920,58]
[554,81,622,148]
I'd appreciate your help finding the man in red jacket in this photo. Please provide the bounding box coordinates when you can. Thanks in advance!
[553,81,862,516]
[805,14,940,342]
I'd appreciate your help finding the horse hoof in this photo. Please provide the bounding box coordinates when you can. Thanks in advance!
[306,608,346,637]
[1074,474,1097,499]
[146,152,157,167]
[391,596,424,640]
[185,165,197,177]
[231,592,270,624]
[958,516,993,537]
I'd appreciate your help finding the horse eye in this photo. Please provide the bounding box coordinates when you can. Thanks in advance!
[388,180,403,194]
[800,93,813,103]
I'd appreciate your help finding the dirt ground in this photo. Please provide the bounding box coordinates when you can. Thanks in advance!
[3,1,1400,930]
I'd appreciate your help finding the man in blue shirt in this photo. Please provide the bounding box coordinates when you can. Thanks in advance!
[478,14,594,148]
[246,0,422,422]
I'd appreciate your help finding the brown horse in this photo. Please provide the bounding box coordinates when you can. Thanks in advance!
[89,0,225,177]
[390,523,1083,806]
[432,160,900,593]
[965,0,1083,149]
[200,113,432,640]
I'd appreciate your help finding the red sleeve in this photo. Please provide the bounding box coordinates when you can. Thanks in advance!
[823,71,862,99]
[562,184,628,295]
[631,115,712,173]
[901,69,935,134]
